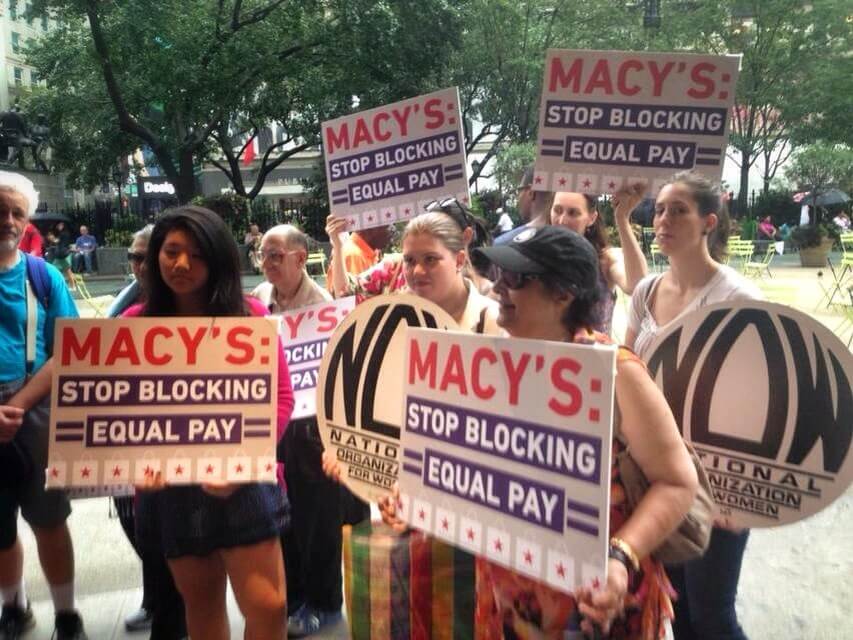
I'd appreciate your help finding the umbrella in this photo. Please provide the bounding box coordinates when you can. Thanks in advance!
[30,211,70,223]
[793,188,850,207]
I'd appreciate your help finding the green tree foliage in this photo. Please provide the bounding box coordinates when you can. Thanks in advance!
[25,0,465,202]
[785,143,853,223]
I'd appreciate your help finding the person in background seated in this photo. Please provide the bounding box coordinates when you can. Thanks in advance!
[71,226,97,274]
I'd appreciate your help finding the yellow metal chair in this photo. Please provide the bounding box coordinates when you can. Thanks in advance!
[650,242,667,273]
[726,239,754,270]
[72,273,106,317]
[839,232,853,276]
[742,244,775,279]
[305,251,327,277]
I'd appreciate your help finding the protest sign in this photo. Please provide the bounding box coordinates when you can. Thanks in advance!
[317,295,456,503]
[279,297,356,419]
[399,330,617,595]
[47,317,280,491]
[322,87,470,231]
[534,49,740,195]
[644,301,853,528]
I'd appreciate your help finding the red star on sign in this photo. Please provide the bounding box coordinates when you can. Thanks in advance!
[50,468,59,478]
[441,517,449,530]
[81,467,91,478]
[235,464,244,474]
[418,509,426,520]
[175,465,184,475]
[608,181,616,189]
[144,466,154,478]
[405,208,411,214]
[265,463,274,472]
[556,562,566,578]
[347,218,355,227]
[583,179,591,188]
[385,212,392,219]
[494,539,503,552]
[112,466,122,477]
[558,177,567,186]
[466,528,475,541]
[206,464,214,474]
[592,577,601,589]
[523,550,533,565]
[534,176,543,184]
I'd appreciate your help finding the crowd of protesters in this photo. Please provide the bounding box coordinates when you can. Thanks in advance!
[0,165,759,640]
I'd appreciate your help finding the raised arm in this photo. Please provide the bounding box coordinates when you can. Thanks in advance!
[610,183,648,294]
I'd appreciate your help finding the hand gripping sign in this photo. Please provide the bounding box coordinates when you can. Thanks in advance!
[317,295,456,503]
[644,301,853,529]
[47,317,280,491]
[279,297,356,420]
[399,329,617,595]
[322,87,470,231]
[535,49,740,195]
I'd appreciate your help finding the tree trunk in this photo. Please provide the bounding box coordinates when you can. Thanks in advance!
[175,150,198,203]
[737,150,751,217]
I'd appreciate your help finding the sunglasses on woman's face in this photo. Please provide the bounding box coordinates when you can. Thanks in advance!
[496,267,539,290]
[127,252,146,263]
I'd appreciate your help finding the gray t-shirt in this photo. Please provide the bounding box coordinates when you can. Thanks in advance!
[628,265,762,359]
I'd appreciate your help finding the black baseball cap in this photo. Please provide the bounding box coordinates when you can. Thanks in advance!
[471,225,599,295]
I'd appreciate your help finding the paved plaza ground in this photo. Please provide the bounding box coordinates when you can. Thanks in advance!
[17,253,853,639]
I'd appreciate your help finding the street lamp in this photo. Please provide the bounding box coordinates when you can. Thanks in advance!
[112,166,124,216]
[471,159,481,195]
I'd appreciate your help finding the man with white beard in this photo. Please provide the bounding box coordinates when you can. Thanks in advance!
[0,172,86,639]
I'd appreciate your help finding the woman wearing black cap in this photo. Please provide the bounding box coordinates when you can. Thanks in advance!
[378,225,698,638]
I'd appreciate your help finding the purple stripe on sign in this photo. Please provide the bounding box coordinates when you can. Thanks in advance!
[406,395,602,484]
[444,163,463,173]
[697,147,721,155]
[332,189,348,196]
[56,434,84,442]
[541,149,562,157]
[423,448,566,533]
[328,131,460,181]
[332,197,350,205]
[563,135,696,170]
[403,448,423,462]
[56,421,84,430]
[403,463,422,476]
[443,173,464,182]
[244,431,272,438]
[566,499,599,518]
[58,374,271,407]
[543,100,727,136]
[85,413,242,447]
[695,158,720,166]
[541,138,563,147]
[284,338,328,366]
[348,163,444,206]
[244,418,270,426]
[566,517,599,538]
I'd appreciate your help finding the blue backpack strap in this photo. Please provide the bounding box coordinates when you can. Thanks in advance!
[24,253,51,309]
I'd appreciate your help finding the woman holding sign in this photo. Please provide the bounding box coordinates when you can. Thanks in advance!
[625,171,760,640]
[549,185,647,335]
[373,225,697,639]
[327,207,500,333]
[124,206,294,640]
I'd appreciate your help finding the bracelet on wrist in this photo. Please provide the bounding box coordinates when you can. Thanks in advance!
[609,536,640,572]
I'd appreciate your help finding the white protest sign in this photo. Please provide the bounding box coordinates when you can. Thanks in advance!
[322,87,470,231]
[279,297,356,420]
[535,49,740,195]
[399,330,617,595]
[47,317,280,492]
[317,295,456,503]
[644,301,853,528]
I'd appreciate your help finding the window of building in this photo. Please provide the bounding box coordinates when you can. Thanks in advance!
[9,0,17,20]
[30,70,39,85]
[25,3,33,25]
[41,14,48,31]
[11,32,20,54]
[13,67,23,86]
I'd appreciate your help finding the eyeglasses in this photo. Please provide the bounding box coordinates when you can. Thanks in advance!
[256,249,300,265]
[425,197,472,231]
[127,252,146,263]
[495,267,539,290]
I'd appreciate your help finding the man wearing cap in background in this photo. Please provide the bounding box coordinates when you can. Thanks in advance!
[494,165,555,245]
[0,171,87,640]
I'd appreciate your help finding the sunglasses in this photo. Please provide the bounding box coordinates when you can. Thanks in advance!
[425,197,472,231]
[127,252,146,263]
[495,267,539,290]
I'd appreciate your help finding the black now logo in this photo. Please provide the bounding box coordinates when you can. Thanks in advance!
[648,302,853,473]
